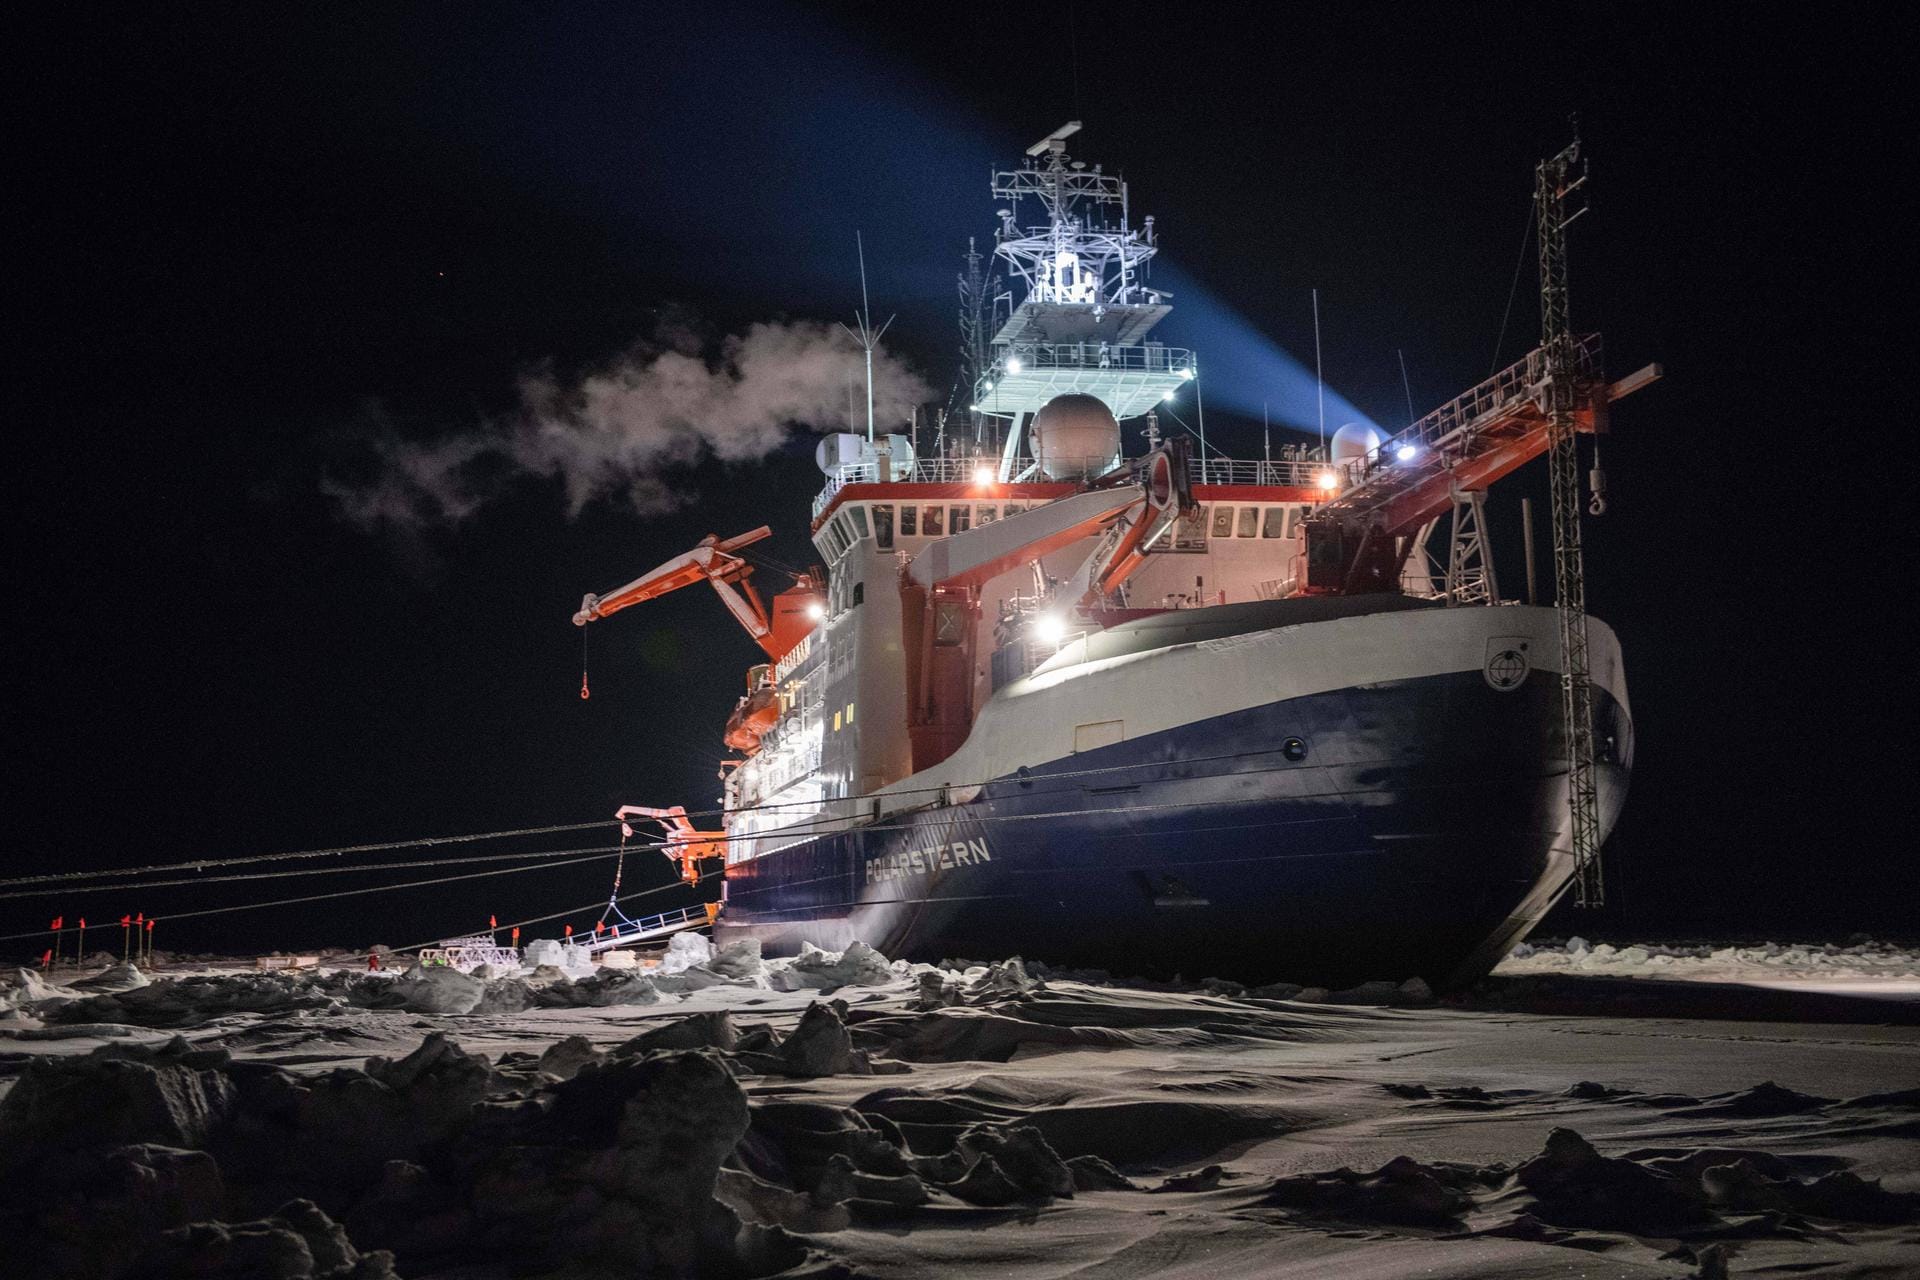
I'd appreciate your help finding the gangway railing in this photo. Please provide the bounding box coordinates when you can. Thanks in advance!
[581,904,710,955]
[1320,336,1603,516]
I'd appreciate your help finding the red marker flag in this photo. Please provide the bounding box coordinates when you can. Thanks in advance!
[564,924,573,938]
[78,917,86,930]
[121,914,132,927]
[146,919,155,931]
[511,927,520,944]
[489,915,498,929]
[51,916,63,931]
[594,920,605,934]
[40,950,52,969]
[135,913,144,926]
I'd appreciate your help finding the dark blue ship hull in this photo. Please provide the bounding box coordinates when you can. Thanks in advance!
[717,666,1631,989]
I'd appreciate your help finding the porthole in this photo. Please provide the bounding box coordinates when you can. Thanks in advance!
[1281,737,1309,762]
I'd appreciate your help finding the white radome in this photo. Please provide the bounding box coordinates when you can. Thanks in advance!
[1030,393,1121,480]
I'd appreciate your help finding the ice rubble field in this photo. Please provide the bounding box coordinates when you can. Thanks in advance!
[1500,936,1920,994]
[2,937,1916,1280]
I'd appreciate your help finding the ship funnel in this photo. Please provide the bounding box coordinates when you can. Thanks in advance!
[1031,394,1121,480]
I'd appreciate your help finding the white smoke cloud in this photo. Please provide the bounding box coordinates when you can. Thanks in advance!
[326,320,931,527]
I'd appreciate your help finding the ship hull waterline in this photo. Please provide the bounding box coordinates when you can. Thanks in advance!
[716,606,1632,991]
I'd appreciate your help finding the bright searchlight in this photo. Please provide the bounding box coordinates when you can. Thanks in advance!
[1396,443,1418,462]
[1006,356,1024,374]
[1316,470,1339,492]
[1033,613,1067,644]
[972,464,995,487]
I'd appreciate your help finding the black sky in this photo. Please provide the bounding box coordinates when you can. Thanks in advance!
[12,3,1910,956]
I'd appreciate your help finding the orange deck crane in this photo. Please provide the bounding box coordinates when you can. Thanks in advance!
[616,805,727,887]
[573,526,822,663]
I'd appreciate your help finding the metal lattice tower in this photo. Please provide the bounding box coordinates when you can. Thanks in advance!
[1535,137,1604,907]
[1443,489,1499,605]
[957,238,999,445]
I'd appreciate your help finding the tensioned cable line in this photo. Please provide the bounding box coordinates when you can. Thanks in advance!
[0,818,622,890]
[8,742,1312,891]
[0,848,634,944]
[0,842,629,902]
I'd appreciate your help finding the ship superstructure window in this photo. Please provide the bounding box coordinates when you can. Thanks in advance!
[851,582,864,607]
[1169,507,1208,551]
[872,504,893,548]
[1263,507,1287,538]
[950,505,971,533]
[850,506,870,540]
[1210,505,1233,538]
[1003,502,1023,516]
[978,505,997,524]
[922,505,944,536]
[899,505,917,536]
[1237,506,1260,539]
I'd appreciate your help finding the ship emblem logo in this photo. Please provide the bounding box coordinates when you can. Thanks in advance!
[1484,645,1530,691]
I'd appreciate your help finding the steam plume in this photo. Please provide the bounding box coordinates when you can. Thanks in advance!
[327,320,930,526]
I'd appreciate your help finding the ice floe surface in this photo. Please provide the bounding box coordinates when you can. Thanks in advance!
[1498,936,1920,996]
[1,941,1916,1278]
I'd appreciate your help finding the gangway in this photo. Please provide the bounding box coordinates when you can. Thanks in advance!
[581,904,715,955]
[1301,338,1659,594]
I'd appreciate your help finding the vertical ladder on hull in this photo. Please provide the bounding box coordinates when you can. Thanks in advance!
[1535,137,1604,908]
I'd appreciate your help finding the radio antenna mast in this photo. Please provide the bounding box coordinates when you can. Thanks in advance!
[1312,288,1327,456]
[840,231,894,444]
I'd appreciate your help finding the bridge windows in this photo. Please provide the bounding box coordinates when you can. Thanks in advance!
[950,505,971,533]
[1238,506,1260,539]
[899,504,917,536]
[849,506,870,540]
[872,504,893,549]
[922,505,944,536]
[1210,505,1234,538]
[1263,507,1288,538]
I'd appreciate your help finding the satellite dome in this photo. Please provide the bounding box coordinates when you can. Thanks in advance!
[1030,393,1121,480]
[1330,423,1384,467]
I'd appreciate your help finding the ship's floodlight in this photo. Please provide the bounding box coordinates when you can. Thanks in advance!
[968,403,982,412]
[1162,389,1176,401]
[1180,367,1195,380]
[804,601,826,622]
[1396,443,1418,462]
[1033,613,1067,644]
[983,381,994,390]
[972,464,995,487]
[1006,357,1023,374]
[1316,470,1339,492]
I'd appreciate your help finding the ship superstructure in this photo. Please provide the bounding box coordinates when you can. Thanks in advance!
[576,127,1657,987]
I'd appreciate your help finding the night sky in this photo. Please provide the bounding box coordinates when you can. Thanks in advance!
[13,3,1908,958]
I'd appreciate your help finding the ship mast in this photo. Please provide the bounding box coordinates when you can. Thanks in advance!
[975,122,1195,481]
[1535,135,1604,908]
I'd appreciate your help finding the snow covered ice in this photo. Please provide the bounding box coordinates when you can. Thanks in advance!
[2,939,1916,1279]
